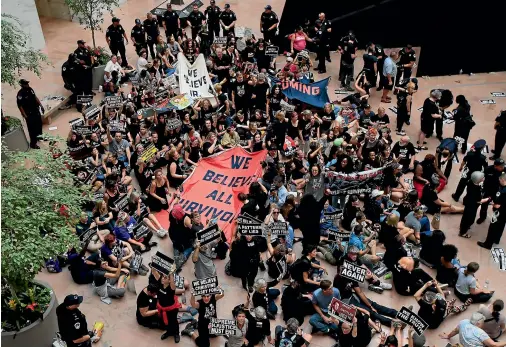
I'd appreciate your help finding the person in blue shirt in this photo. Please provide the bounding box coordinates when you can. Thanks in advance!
[269,176,288,208]
[348,224,381,269]
[113,212,156,253]
[320,199,339,236]
[309,280,340,340]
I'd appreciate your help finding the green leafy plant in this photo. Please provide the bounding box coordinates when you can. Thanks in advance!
[1,14,50,87]
[87,45,111,66]
[64,0,120,48]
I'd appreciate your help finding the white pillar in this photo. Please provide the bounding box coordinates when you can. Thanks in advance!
[2,0,46,50]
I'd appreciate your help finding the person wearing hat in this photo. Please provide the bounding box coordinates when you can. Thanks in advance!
[74,39,94,98]
[143,12,159,60]
[56,294,94,346]
[16,79,44,149]
[394,44,416,87]
[459,171,490,238]
[490,110,506,161]
[452,139,488,202]
[219,4,236,37]
[204,0,221,41]
[106,17,129,67]
[187,4,206,40]
[131,19,147,56]
[478,172,506,250]
[477,158,506,224]
[163,4,180,43]
[260,5,279,44]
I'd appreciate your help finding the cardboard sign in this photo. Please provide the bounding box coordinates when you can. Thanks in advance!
[373,262,389,277]
[213,36,228,45]
[192,276,219,296]
[69,117,85,127]
[114,194,129,211]
[210,318,236,335]
[340,260,366,283]
[492,247,506,271]
[276,257,287,276]
[265,46,279,56]
[268,221,288,236]
[73,125,93,137]
[130,75,140,87]
[196,224,221,245]
[151,251,175,275]
[491,92,505,97]
[82,168,98,185]
[237,215,263,236]
[166,117,183,130]
[396,306,429,336]
[93,192,104,202]
[104,95,122,108]
[242,213,263,224]
[140,144,158,163]
[79,227,97,244]
[84,105,101,120]
[109,121,126,133]
[280,100,295,112]
[130,251,143,272]
[77,94,93,105]
[328,298,356,325]
[480,99,496,105]
[174,275,185,290]
[327,230,350,242]
[132,222,150,240]
[324,210,343,222]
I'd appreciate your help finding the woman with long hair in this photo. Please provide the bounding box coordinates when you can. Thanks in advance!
[166,148,188,189]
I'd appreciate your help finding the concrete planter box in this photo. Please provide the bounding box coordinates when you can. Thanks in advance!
[1,127,29,161]
[1,280,59,347]
[92,64,106,90]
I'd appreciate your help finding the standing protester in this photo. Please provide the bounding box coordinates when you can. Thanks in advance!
[477,158,505,224]
[16,79,44,149]
[131,19,147,56]
[144,13,160,60]
[187,4,206,40]
[452,139,488,202]
[337,30,358,90]
[219,4,237,38]
[380,51,398,103]
[368,42,384,90]
[205,0,221,42]
[260,5,279,44]
[478,172,506,250]
[57,294,96,347]
[362,46,378,90]
[106,17,129,67]
[490,110,506,160]
[314,13,332,74]
[395,82,415,135]
[417,89,442,151]
[395,44,416,87]
[74,40,93,97]
[453,95,475,154]
[459,172,489,238]
[163,4,180,43]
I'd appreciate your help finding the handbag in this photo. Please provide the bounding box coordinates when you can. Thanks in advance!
[431,213,441,230]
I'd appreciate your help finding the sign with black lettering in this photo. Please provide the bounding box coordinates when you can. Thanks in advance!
[280,100,295,112]
[340,260,366,283]
[213,36,227,45]
[73,125,93,137]
[82,168,98,185]
[79,227,97,245]
[265,46,279,56]
[480,99,496,105]
[130,75,140,86]
[373,262,389,277]
[396,306,429,336]
[109,121,126,133]
[151,251,175,275]
[163,75,177,88]
[140,144,158,163]
[155,88,170,106]
[69,117,84,127]
[137,108,155,119]
[335,89,351,95]
[77,94,93,105]
[104,95,122,108]
[84,105,101,120]
[196,224,221,245]
[210,318,236,335]
[327,230,350,242]
[114,194,129,211]
[166,117,183,131]
[132,222,150,240]
[130,251,143,272]
[491,92,505,97]
[192,276,219,296]
[276,257,287,276]
[237,215,263,236]
[492,247,506,271]
[268,221,288,236]
[328,298,356,325]
[324,209,343,222]
[174,275,185,290]
[93,192,104,201]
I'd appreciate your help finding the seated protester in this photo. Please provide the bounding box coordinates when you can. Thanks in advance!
[290,244,327,294]
[68,243,100,284]
[358,104,375,128]
[404,205,432,243]
[436,244,461,287]
[281,280,315,325]
[227,308,249,347]
[363,190,384,224]
[252,278,281,320]
[136,284,161,328]
[361,150,382,170]
[348,224,381,268]
[192,239,217,280]
[265,236,294,288]
[455,262,495,303]
[185,136,202,166]
[439,312,506,347]
[147,169,170,212]
[383,234,408,271]
[168,204,195,271]
[274,318,312,347]
[342,195,360,231]
[421,173,464,214]
[350,212,372,234]
[382,163,409,202]
[396,189,419,221]
[166,149,188,190]
[309,280,340,339]
[378,214,410,250]
[92,258,128,303]
[202,132,223,158]
[371,106,390,127]
[415,280,459,330]
[478,300,506,341]
[414,154,447,196]
[128,192,167,238]
[336,310,373,347]
[113,211,156,253]
[76,212,96,237]
[92,200,114,232]
[101,233,134,268]
[245,306,273,346]
[392,256,435,296]
[392,136,417,173]
[419,229,446,267]
[319,198,340,236]
[317,237,345,266]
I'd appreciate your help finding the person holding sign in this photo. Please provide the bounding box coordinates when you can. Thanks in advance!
[113,212,156,253]
[91,258,128,303]
[335,311,373,347]
[192,239,217,280]
[100,233,134,269]
[308,280,340,340]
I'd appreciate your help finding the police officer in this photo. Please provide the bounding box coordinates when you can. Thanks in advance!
[106,17,129,67]
[260,5,279,44]
[362,46,378,88]
[337,30,358,88]
[366,42,383,88]
[452,139,488,202]
[17,79,44,149]
[395,44,416,87]
[61,53,78,109]
[204,0,221,41]
[459,171,487,237]
[143,13,160,60]
[74,40,93,96]
[314,13,331,74]
[219,4,237,38]
[163,4,179,42]
[490,110,506,160]
[478,173,506,249]
[131,19,146,56]
[477,158,506,224]
[187,4,206,40]
[56,294,94,347]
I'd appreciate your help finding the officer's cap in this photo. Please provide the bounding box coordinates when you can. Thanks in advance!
[77,39,86,45]
[64,294,83,306]
[494,158,505,166]
[112,17,120,22]
[135,18,141,24]
[224,3,230,8]
[19,79,30,85]
[473,139,486,151]
[264,5,272,10]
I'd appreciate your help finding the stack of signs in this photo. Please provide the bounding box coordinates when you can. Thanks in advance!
[140,143,158,162]
[174,275,185,290]
[105,95,122,108]
[83,105,100,120]
[340,260,366,282]
[73,125,93,137]
[132,222,150,240]
[491,92,505,97]
[268,221,288,236]
[192,276,219,296]
[114,194,129,211]
[77,94,93,105]
[69,117,85,128]
[328,298,356,325]
[265,46,279,57]
[155,88,170,107]
[166,117,183,131]
[210,319,236,335]
[213,36,228,45]
[491,248,506,271]
[480,99,496,105]
[79,227,97,246]
[130,251,143,272]
[280,100,295,112]
[328,230,351,242]
[151,252,175,275]
[196,224,221,245]
[237,214,263,236]
[396,306,429,336]
[109,121,126,133]
[324,209,343,222]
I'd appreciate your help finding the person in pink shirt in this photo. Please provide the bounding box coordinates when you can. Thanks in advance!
[290,26,313,56]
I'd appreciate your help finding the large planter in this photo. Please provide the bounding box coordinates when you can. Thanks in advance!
[1,127,29,161]
[92,64,106,90]
[1,280,59,347]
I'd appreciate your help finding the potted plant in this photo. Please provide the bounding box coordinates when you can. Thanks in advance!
[87,45,112,90]
[1,114,29,159]
[1,138,85,347]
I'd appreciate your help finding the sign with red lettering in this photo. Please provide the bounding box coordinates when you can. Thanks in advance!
[278,77,330,108]
[328,298,356,325]
[179,147,267,242]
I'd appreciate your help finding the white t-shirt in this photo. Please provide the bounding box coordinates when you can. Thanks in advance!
[136,57,148,74]
[104,60,122,82]
[458,319,490,347]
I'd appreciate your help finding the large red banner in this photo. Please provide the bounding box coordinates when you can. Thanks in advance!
[179,147,267,242]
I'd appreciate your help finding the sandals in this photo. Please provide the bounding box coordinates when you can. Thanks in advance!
[465,298,473,306]
[459,233,471,239]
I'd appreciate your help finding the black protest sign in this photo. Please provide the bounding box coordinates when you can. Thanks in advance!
[132,222,150,240]
[328,298,356,325]
[276,257,287,276]
[480,99,496,105]
[79,227,97,244]
[77,94,93,105]
[265,46,279,56]
[151,251,175,275]
[68,144,87,153]
[340,260,366,283]
[83,105,100,120]
[155,88,170,106]
[213,36,227,45]
[93,192,104,202]
[166,117,183,131]
[130,75,140,87]
[69,117,84,127]
[491,92,505,97]
[327,230,350,242]
[104,95,122,108]
[130,251,143,272]
[396,306,429,336]
[82,168,98,185]
[174,275,185,290]
[324,210,343,222]
[114,194,129,211]
[268,221,288,236]
[335,89,351,95]
[243,213,263,224]
[192,276,219,296]
[210,318,236,335]
[196,224,221,245]
[373,262,389,277]
[388,106,398,114]
[140,144,158,163]
[237,215,263,236]
[74,125,93,137]
[109,121,126,133]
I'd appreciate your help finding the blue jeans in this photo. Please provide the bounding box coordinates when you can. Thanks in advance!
[268,288,280,315]
[420,216,431,234]
[286,226,294,250]
[309,313,338,332]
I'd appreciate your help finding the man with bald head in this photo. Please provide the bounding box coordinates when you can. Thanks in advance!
[380,51,399,103]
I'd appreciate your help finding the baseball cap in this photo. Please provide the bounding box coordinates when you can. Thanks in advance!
[265,5,272,10]
[77,39,86,45]
[494,158,505,166]
[64,294,83,306]
[371,189,384,198]
[19,79,30,85]
[224,3,230,8]
[473,139,486,151]
[135,18,141,24]
[112,17,120,22]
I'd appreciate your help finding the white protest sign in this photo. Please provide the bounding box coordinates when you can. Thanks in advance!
[177,53,215,98]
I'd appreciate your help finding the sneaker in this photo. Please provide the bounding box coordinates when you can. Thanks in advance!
[379,282,392,290]
[148,241,158,247]
[396,130,406,136]
[368,284,384,294]
[181,326,195,337]
[477,241,492,250]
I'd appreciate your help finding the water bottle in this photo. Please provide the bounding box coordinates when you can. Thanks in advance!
[98,85,103,92]
[484,280,490,289]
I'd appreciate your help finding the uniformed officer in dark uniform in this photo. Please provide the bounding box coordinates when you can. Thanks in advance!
[490,110,506,160]
[260,5,279,44]
[459,171,486,237]
[477,158,506,224]
[478,172,506,249]
[74,40,93,96]
[313,13,331,74]
[187,4,206,40]
[106,17,129,67]
[17,79,44,149]
[337,30,358,88]
[143,13,160,60]
[366,42,383,88]
[56,294,93,347]
[163,4,179,42]
[452,139,488,201]
[219,4,237,38]
[205,0,221,41]
[395,44,416,87]
[131,19,146,56]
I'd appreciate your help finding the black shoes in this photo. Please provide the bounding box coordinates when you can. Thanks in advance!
[477,241,492,250]
[476,218,486,224]
[452,194,459,202]
[174,335,180,343]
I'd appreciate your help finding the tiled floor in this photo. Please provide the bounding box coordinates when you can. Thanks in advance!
[8,0,506,346]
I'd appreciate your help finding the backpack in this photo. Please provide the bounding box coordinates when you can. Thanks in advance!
[279,330,297,347]
[45,258,62,273]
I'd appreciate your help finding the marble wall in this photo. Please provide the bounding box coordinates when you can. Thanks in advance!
[2,0,47,50]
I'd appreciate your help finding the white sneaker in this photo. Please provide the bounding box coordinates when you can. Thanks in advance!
[379,282,392,290]
[157,229,167,238]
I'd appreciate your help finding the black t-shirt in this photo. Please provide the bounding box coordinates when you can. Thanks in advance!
[319,110,334,133]
[463,181,483,206]
[219,10,236,26]
[378,221,400,250]
[392,142,416,168]
[336,311,371,347]
[158,284,176,307]
[136,290,158,324]
[496,111,506,134]
[421,98,439,123]
[462,151,487,174]
[417,298,444,329]
[362,53,378,72]
[163,10,179,30]
[371,113,390,125]
[421,186,440,214]
[187,11,206,27]
[232,80,248,104]
[198,295,217,324]
[106,160,126,176]
[252,291,269,311]
[382,171,401,190]
[93,269,107,286]
[252,82,269,107]
[290,257,312,284]
[339,35,358,64]
[56,304,89,346]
